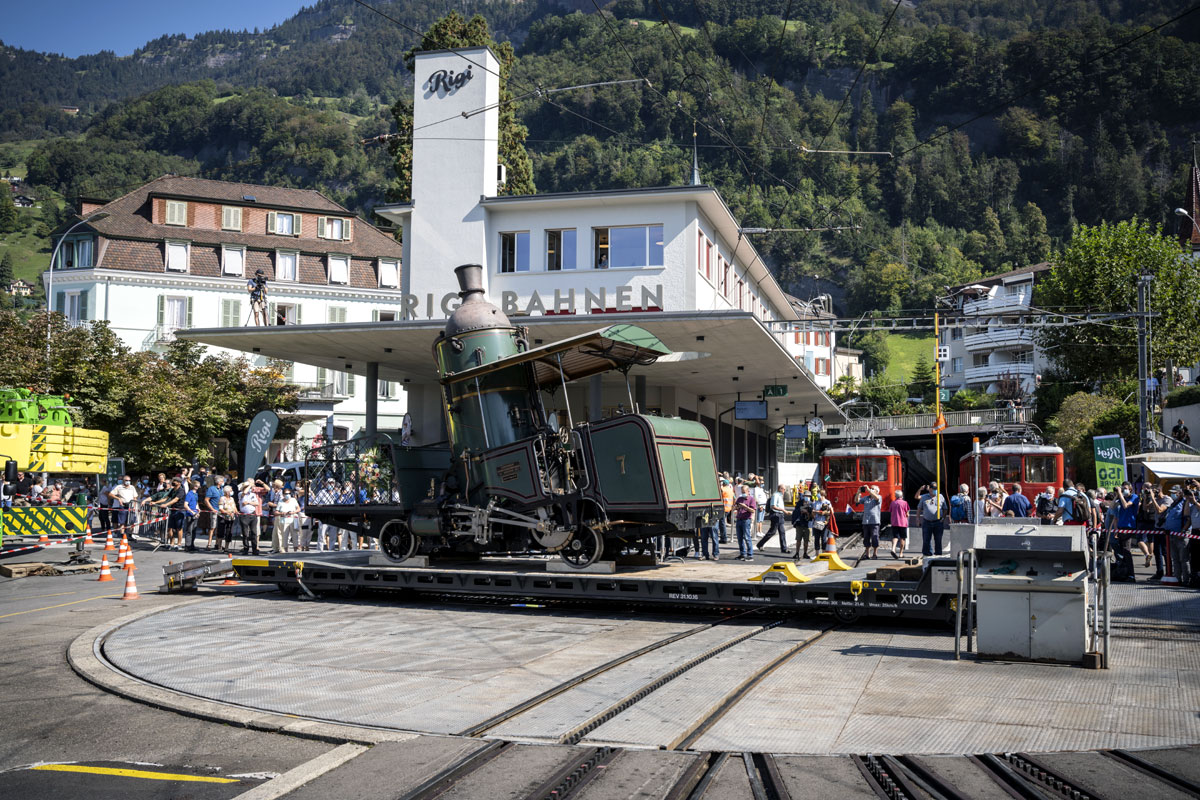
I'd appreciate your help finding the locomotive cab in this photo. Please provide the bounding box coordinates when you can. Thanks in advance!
[819,444,903,532]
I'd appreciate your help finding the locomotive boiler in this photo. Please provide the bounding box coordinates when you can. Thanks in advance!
[305,264,720,568]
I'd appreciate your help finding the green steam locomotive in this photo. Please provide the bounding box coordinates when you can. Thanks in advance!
[305,264,720,568]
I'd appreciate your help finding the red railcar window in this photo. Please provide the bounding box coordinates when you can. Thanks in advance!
[988,455,1022,484]
[826,458,857,482]
[860,457,888,482]
[1025,456,1057,483]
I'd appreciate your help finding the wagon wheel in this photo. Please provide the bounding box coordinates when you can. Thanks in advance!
[832,605,863,625]
[378,519,417,564]
[560,526,605,569]
[336,584,360,599]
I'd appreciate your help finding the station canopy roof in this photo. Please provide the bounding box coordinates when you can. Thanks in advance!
[180,310,844,426]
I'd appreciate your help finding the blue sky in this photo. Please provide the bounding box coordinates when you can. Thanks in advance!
[3,0,308,58]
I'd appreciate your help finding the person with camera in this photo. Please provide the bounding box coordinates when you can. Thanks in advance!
[1183,480,1200,585]
[1139,485,1169,579]
[858,484,883,559]
[247,268,268,326]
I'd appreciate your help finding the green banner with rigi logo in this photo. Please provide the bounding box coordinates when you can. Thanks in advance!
[1092,434,1127,490]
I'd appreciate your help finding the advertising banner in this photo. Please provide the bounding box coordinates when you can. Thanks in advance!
[244,410,280,479]
[1092,434,1128,489]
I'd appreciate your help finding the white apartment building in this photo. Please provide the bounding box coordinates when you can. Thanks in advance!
[44,176,409,451]
[939,263,1051,396]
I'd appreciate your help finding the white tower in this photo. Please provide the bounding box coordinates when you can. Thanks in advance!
[406,46,501,309]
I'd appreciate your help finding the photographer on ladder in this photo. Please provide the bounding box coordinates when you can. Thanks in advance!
[247,269,268,326]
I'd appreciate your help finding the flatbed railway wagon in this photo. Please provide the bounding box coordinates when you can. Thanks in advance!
[819,443,903,532]
[304,264,721,570]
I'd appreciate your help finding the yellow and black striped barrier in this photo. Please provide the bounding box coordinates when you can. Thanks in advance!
[0,506,91,538]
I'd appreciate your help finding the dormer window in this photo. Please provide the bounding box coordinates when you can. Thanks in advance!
[165,200,187,226]
[268,211,301,236]
[328,254,350,285]
[318,217,352,241]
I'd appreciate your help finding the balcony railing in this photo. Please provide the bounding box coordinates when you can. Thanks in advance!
[964,362,1035,384]
[963,328,1035,353]
[826,405,1037,437]
[963,291,1031,316]
[1151,430,1200,455]
[292,381,338,400]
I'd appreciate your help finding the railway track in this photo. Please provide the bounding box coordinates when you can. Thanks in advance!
[379,738,1200,800]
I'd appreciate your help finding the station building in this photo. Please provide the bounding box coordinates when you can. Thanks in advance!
[180,45,846,477]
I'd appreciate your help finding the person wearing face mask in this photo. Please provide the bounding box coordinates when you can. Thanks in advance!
[111,475,139,538]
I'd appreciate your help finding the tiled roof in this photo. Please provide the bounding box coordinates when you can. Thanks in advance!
[79,175,403,261]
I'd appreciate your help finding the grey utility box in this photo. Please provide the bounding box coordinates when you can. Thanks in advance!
[973,525,1089,663]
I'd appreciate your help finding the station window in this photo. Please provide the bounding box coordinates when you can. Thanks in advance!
[594,225,664,269]
[546,229,576,271]
[500,231,529,273]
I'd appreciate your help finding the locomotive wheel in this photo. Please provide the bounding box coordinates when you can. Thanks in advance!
[560,527,605,569]
[832,606,863,624]
[378,520,418,563]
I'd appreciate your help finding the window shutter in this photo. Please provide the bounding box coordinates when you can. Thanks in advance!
[294,215,302,236]
[55,292,65,313]
[372,309,379,322]
[220,299,231,327]
[267,211,276,234]
[343,219,352,241]
[156,295,164,325]
[316,367,326,387]
[346,373,355,396]
[268,302,276,324]
[317,217,326,239]
[186,297,193,328]
[294,304,302,325]
[79,290,89,321]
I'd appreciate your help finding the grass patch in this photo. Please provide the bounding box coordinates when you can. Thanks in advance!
[884,332,935,383]
[0,210,54,284]
[0,139,44,179]
[630,18,699,35]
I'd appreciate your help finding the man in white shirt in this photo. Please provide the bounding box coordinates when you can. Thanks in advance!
[275,490,302,552]
[110,475,139,537]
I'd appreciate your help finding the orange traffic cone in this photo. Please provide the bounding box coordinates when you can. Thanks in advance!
[104,531,115,551]
[96,554,114,582]
[121,567,139,600]
[116,536,129,569]
[38,530,50,543]
[125,551,137,572]
[84,529,95,546]
[823,530,838,553]
[221,552,239,585]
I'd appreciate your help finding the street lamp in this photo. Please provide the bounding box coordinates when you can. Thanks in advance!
[45,211,108,360]
[1175,207,1197,226]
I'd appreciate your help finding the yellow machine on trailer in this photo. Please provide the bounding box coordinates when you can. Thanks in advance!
[0,389,109,546]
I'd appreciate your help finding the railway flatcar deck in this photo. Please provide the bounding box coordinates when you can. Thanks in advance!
[229,551,961,623]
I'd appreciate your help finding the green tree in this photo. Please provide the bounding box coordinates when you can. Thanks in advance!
[859,373,908,416]
[1045,391,1118,466]
[388,12,535,203]
[0,190,17,234]
[1035,219,1200,384]
[0,252,13,290]
[907,353,936,404]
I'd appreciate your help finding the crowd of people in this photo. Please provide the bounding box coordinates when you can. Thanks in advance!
[89,467,369,555]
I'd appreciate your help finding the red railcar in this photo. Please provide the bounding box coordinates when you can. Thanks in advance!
[820,443,903,529]
[958,434,1064,506]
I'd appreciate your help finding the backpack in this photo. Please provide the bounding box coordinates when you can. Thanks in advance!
[1069,492,1089,523]
[1036,494,1055,517]
[1111,545,1136,582]
[949,494,967,521]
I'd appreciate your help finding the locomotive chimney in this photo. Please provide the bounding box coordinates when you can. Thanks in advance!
[443,263,511,338]
[454,263,486,303]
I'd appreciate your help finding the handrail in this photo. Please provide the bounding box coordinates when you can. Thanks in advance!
[1150,430,1200,455]
[828,405,1037,436]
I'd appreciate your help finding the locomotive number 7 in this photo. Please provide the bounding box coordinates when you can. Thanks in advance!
[681,450,695,495]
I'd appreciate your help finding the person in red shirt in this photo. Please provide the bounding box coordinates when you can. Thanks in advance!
[734,489,757,560]
[889,489,910,559]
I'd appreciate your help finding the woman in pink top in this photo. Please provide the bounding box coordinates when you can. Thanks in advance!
[889,489,910,558]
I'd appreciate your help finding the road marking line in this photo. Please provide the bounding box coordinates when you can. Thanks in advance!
[0,595,121,619]
[31,764,238,783]
[232,744,368,800]
[3,591,78,601]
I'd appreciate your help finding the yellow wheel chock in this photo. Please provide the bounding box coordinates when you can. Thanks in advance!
[750,561,812,583]
[812,551,852,571]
